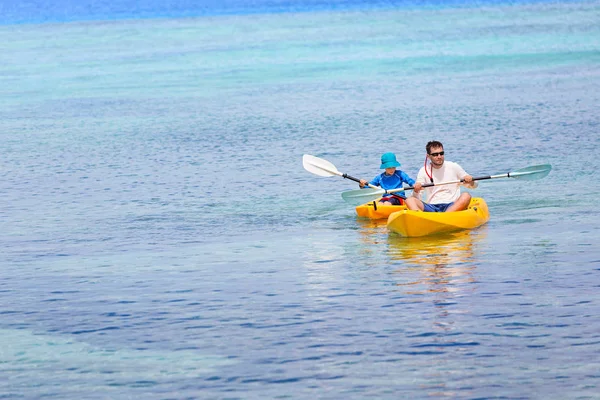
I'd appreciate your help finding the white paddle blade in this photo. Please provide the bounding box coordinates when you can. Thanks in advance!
[302,154,342,177]
[341,187,386,206]
[510,164,552,181]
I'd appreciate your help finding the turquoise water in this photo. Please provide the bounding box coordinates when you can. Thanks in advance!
[1,1,600,398]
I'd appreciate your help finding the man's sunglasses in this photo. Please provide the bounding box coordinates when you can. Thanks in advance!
[429,151,445,157]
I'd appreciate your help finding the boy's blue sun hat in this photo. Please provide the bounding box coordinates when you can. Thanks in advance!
[380,152,401,169]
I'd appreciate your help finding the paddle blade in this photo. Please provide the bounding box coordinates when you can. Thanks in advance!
[510,164,552,181]
[303,154,342,177]
[341,187,386,206]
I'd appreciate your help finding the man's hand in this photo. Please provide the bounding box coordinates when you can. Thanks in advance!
[462,175,477,188]
[413,182,422,193]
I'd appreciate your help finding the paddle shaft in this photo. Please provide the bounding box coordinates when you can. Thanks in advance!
[384,174,501,195]
[341,173,362,184]
[330,170,380,189]
[345,173,384,190]
[341,163,550,204]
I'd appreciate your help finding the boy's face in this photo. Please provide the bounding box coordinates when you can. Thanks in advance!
[384,167,396,175]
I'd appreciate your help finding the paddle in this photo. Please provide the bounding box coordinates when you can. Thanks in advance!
[341,164,552,205]
[302,154,380,189]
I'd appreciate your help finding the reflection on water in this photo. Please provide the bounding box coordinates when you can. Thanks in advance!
[355,217,388,230]
[352,220,489,342]
[388,228,488,333]
[353,219,488,298]
[388,228,486,267]
[354,217,388,245]
[387,228,487,293]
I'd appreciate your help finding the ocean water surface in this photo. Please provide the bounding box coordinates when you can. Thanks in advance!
[1,0,600,398]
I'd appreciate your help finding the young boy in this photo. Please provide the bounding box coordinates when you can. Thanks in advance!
[359,152,415,205]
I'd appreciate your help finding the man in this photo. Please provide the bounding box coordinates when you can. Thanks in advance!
[405,141,476,212]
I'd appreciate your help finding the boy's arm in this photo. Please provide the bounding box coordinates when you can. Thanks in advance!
[369,174,382,187]
[400,171,415,186]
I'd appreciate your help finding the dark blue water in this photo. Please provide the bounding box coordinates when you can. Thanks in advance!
[0,0,581,24]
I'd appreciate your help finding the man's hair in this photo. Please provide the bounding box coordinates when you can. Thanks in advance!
[426,141,444,155]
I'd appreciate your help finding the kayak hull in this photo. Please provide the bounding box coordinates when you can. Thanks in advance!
[386,197,490,237]
[355,199,407,219]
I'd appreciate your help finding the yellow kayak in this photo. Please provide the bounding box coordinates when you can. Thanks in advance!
[386,197,490,237]
[355,199,407,219]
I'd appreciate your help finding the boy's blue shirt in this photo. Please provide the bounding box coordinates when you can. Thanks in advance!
[369,170,415,198]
